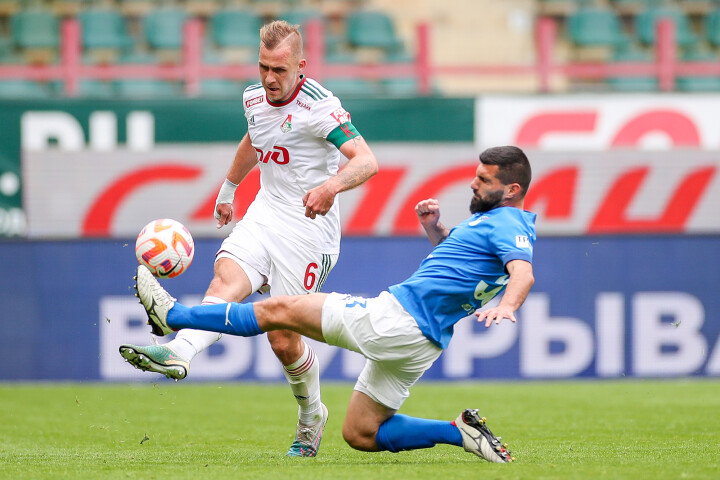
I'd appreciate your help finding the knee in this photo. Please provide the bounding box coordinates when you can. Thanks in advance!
[342,421,378,452]
[266,326,303,364]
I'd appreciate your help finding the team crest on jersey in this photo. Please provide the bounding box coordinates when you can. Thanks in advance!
[280,114,292,133]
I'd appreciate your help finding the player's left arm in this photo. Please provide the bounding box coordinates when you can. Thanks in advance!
[303,136,378,219]
[475,259,535,328]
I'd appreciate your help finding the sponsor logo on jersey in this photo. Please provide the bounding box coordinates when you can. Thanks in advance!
[280,115,292,133]
[248,115,255,126]
[330,107,351,125]
[515,235,531,248]
[296,99,311,111]
[245,95,264,108]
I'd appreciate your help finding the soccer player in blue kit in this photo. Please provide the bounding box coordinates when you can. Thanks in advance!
[130,145,536,462]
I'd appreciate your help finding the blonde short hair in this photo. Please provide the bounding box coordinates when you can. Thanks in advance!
[260,20,303,58]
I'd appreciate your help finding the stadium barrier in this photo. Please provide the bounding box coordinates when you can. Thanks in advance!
[0,17,714,95]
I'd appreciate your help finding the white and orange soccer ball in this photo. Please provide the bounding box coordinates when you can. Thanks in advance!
[135,218,195,278]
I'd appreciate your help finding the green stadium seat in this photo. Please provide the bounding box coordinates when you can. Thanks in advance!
[11,9,59,49]
[345,10,402,51]
[704,8,720,46]
[0,80,52,98]
[605,47,659,91]
[634,7,698,48]
[78,8,134,51]
[209,8,262,49]
[143,7,188,50]
[567,7,629,48]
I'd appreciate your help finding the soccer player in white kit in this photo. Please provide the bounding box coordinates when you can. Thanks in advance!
[119,20,378,457]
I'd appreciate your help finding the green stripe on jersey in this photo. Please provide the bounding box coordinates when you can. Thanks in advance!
[302,81,327,100]
[326,122,360,148]
[244,83,263,93]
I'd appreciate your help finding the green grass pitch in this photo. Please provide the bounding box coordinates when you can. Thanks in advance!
[0,380,717,479]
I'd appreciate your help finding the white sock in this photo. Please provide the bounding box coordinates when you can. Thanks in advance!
[283,342,323,425]
[167,296,224,360]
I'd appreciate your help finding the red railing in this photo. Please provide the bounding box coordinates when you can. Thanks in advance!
[0,17,717,96]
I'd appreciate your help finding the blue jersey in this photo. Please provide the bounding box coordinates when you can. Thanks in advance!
[388,207,536,349]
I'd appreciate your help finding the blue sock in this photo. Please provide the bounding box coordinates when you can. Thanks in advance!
[375,414,463,453]
[167,302,263,337]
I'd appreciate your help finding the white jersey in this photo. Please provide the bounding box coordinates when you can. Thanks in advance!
[241,76,360,254]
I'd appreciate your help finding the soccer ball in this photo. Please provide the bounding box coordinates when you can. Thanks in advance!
[135,218,195,278]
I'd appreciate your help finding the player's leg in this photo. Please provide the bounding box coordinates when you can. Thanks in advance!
[120,220,270,380]
[264,249,337,457]
[325,293,514,463]
[119,258,256,379]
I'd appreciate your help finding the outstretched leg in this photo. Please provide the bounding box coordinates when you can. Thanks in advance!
[133,265,513,462]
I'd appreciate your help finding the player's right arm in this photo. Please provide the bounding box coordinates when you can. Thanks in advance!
[215,133,258,228]
[415,198,450,246]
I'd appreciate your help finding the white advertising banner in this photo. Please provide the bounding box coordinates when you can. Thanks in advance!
[23,146,720,237]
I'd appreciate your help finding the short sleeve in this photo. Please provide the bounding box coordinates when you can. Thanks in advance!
[310,96,361,147]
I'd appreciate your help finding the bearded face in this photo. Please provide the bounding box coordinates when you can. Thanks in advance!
[470,188,504,214]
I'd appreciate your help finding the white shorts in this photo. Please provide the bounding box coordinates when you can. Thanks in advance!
[321,291,443,410]
[217,219,338,296]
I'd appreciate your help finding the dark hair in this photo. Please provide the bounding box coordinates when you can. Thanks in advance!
[479,146,532,195]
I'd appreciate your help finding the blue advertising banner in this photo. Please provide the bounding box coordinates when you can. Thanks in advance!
[0,236,718,381]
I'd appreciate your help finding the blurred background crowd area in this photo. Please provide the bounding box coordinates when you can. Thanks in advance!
[1,0,719,98]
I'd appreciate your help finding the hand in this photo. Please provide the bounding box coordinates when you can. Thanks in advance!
[303,183,335,219]
[475,306,517,328]
[215,203,233,229]
[415,198,440,228]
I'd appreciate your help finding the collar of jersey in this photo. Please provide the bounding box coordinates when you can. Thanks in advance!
[267,75,306,107]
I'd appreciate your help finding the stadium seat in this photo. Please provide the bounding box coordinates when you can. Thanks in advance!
[209,8,262,49]
[634,7,698,48]
[345,10,403,52]
[143,7,188,50]
[10,8,59,64]
[0,79,52,98]
[78,8,134,51]
[567,7,629,48]
[11,9,59,49]
[704,8,720,46]
[605,47,659,91]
